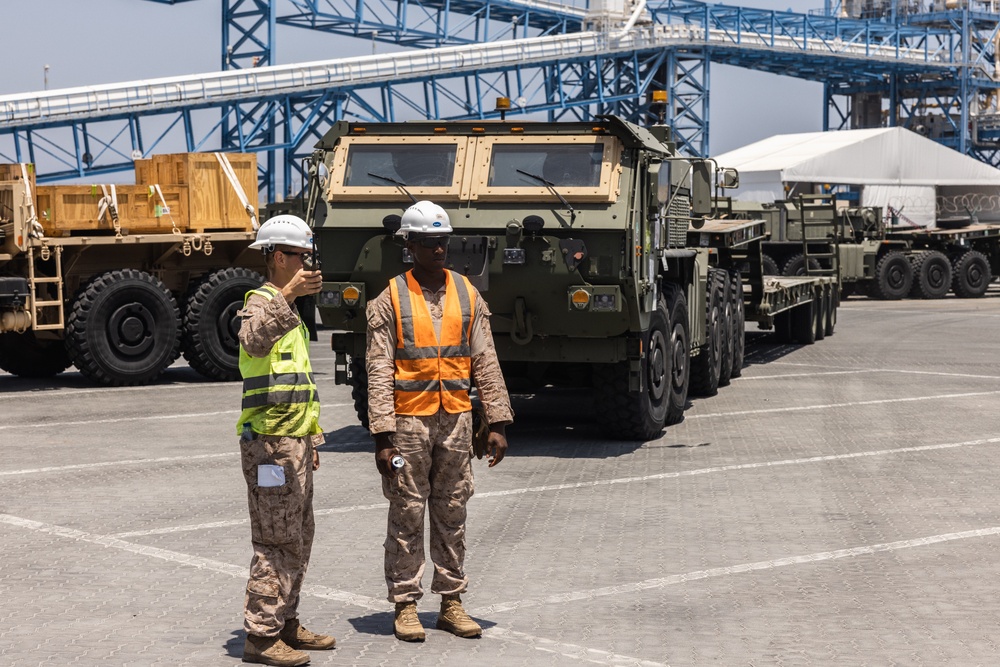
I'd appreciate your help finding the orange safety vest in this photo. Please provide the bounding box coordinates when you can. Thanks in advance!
[389,269,476,415]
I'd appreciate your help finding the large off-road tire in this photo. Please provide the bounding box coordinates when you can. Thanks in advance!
[66,269,180,386]
[348,357,370,430]
[870,251,912,300]
[717,271,735,388]
[728,270,746,379]
[782,253,821,277]
[0,331,71,378]
[910,251,952,299]
[663,284,690,427]
[761,253,780,277]
[594,297,671,440]
[951,250,991,298]
[181,268,265,381]
[690,269,724,397]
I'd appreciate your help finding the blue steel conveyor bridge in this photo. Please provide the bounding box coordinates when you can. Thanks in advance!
[0,0,997,200]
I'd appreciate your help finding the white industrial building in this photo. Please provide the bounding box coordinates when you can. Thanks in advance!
[714,127,1000,227]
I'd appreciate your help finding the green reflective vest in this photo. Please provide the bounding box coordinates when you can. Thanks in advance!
[236,285,322,437]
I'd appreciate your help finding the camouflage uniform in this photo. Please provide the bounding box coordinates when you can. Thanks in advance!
[367,282,513,603]
[239,288,325,636]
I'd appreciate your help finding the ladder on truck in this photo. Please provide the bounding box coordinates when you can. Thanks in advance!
[27,244,65,331]
[794,194,840,282]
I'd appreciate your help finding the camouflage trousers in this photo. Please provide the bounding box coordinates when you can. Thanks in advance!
[382,410,474,603]
[240,432,317,637]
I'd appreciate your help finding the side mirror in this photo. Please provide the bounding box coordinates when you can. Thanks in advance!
[691,160,712,219]
[718,167,739,190]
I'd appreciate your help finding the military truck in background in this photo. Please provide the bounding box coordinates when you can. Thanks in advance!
[305,114,838,440]
[722,194,997,300]
[0,155,266,385]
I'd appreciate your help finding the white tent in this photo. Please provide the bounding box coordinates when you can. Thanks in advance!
[714,127,1000,227]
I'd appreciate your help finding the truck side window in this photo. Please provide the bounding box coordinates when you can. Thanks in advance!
[344,144,457,187]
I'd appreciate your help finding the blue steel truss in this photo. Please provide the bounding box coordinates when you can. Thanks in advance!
[0,0,995,198]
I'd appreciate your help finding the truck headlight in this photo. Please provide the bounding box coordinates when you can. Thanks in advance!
[319,290,341,307]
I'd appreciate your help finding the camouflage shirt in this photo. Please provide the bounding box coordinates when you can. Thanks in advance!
[365,279,514,435]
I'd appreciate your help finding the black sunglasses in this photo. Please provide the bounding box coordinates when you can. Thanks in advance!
[414,237,449,249]
[279,250,314,260]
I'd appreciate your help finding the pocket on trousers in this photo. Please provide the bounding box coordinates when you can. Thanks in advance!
[247,578,279,599]
[249,477,296,545]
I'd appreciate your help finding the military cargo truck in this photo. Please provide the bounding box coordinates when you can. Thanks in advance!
[723,194,998,300]
[307,116,837,440]
[0,155,266,385]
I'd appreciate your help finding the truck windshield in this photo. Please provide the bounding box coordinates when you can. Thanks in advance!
[488,144,604,187]
[344,144,457,187]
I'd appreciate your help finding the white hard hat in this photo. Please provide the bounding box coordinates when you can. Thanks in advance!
[399,201,453,236]
[250,214,313,251]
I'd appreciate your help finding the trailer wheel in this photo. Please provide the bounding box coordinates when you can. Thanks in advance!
[761,253,780,276]
[593,297,670,440]
[717,271,734,388]
[782,253,821,277]
[690,269,724,397]
[952,250,991,298]
[728,270,746,379]
[0,331,71,378]
[66,269,180,386]
[181,268,265,381]
[348,357,371,430]
[813,291,826,342]
[870,251,912,300]
[663,284,690,426]
[791,300,816,345]
[825,288,837,337]
[910,251,952,299]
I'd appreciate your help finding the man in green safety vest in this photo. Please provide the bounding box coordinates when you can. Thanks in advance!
[236,214,333,667]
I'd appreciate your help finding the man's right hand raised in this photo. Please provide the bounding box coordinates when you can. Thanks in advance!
[281,268,323,301]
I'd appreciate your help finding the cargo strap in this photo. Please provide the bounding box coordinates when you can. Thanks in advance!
[151,184,181,235]
[19,163,44,240]
[214,152,259,230]
[97,184,122,238]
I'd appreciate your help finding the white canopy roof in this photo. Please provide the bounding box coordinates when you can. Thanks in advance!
[715,127,1000,190]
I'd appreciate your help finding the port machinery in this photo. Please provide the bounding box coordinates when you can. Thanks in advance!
[0,0,996,198]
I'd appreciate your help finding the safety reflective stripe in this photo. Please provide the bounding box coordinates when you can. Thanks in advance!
[393,379,440,392]
[395,344,469,360]
[452,272,472,347]
[241,388,319,410]
[442,378,471,391]
[394,274,414,350]
[242,372,315,392]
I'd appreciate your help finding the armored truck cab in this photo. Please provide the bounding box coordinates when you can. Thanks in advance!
[309,116,835,439]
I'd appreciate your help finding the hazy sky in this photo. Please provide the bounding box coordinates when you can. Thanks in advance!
[1,0,822,156]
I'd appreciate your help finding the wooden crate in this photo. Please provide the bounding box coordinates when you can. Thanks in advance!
[146,152,258,231]
[35,184,188,234]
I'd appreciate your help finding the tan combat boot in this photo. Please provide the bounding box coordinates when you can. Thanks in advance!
[436,594,482,638]
[242,634,310,666]
[393,601,426,642]
[281,618,336,650]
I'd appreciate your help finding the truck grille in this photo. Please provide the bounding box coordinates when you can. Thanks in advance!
[666,195,690,248]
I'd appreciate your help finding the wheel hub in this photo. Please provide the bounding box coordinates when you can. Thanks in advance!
[217,302,241,349]
[647,330,667,401]
[108,303,154,356]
